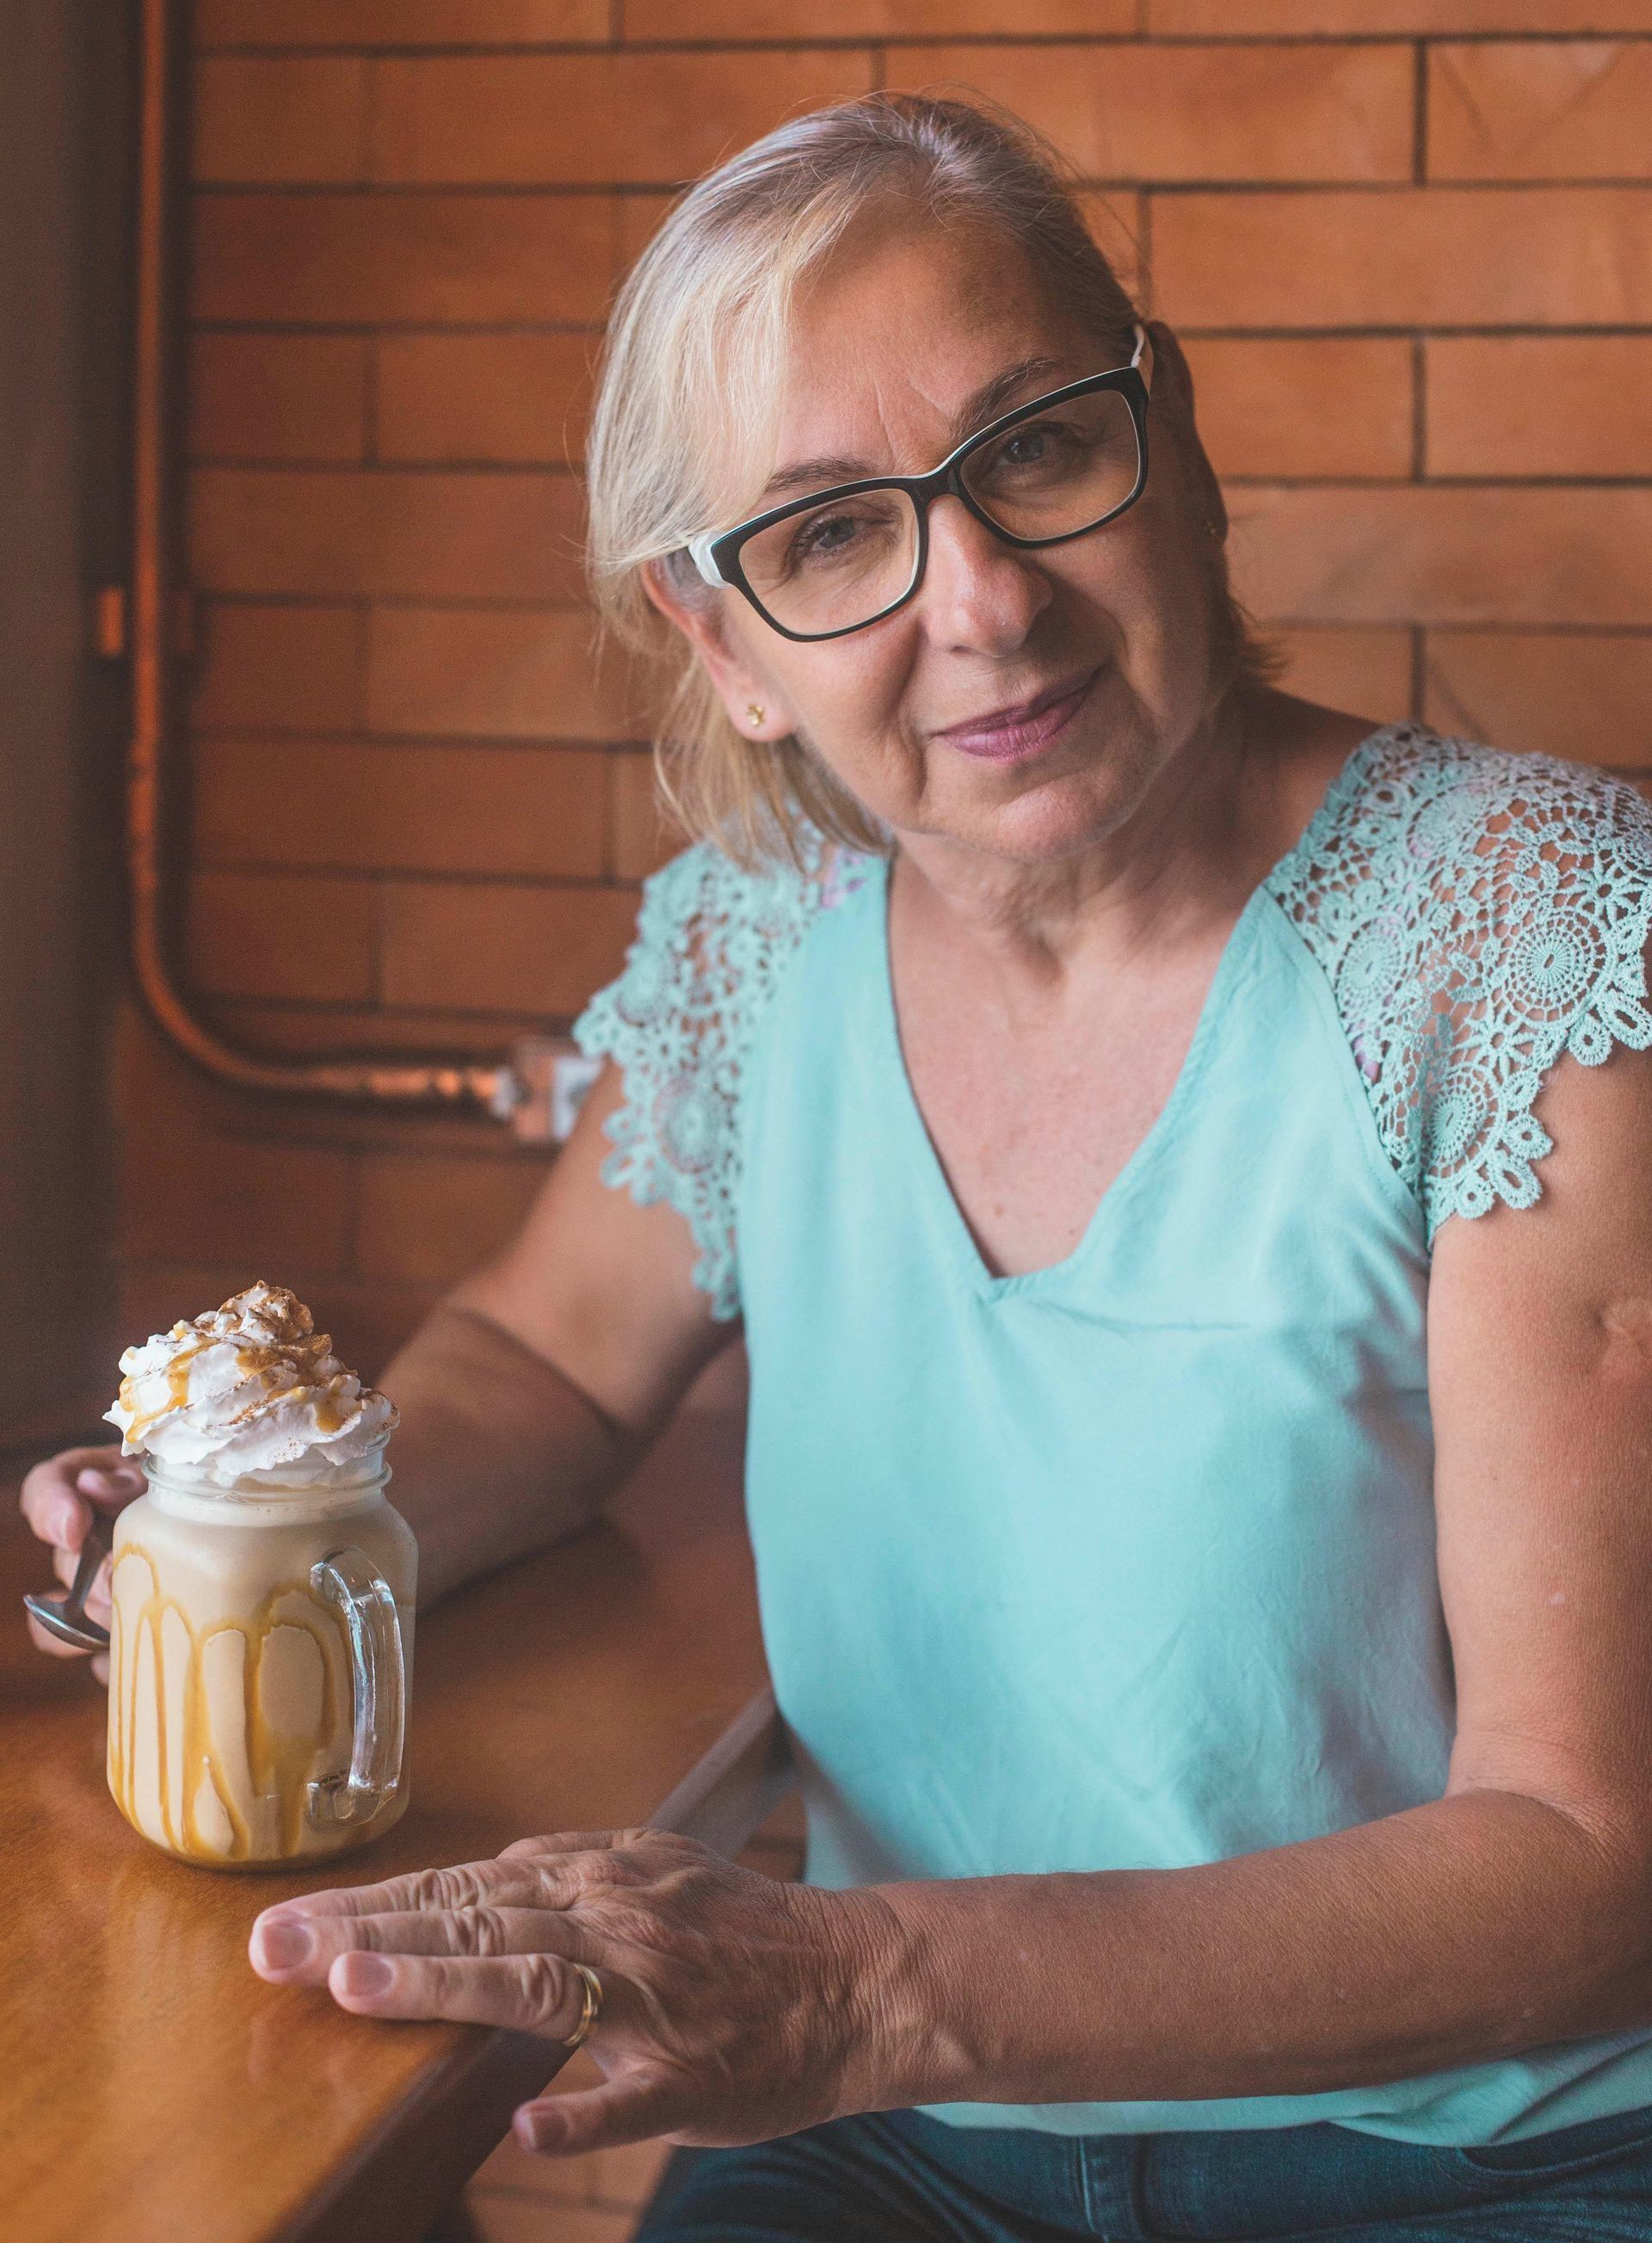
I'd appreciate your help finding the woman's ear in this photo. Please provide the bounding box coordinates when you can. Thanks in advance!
[642,558,799,743]
[1143,319,1192,416]
[1143,324,1228,545]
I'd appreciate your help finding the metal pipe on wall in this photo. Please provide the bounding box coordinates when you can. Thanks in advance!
[122,0,588,1144]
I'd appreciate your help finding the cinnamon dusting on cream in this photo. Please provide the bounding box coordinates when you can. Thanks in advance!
[106,1281,398,1488]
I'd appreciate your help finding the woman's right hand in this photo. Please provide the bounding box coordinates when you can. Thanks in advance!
[20,1446,145,1685]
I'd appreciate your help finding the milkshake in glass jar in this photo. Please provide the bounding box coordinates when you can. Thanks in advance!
[102,1283,416,1870]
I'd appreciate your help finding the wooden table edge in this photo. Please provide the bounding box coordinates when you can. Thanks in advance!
[272,1689,792,2243]
[271,2022,564,2243]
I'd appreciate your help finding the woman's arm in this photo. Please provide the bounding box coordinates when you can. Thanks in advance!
[859,1033,1652,2110]
[22,1061,728,1652]
[361,1058,736,1611]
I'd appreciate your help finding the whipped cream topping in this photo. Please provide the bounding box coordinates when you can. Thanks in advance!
[105,1282,398,1489]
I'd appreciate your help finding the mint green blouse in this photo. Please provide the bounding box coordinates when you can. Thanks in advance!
[575,723,1652,2147]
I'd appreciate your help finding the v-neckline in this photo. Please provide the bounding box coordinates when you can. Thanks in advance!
[867,722,1399,1302]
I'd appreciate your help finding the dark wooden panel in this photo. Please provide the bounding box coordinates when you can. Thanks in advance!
[0,0,131,1451]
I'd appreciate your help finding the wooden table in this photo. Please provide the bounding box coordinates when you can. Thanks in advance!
[0,1411,771,2243]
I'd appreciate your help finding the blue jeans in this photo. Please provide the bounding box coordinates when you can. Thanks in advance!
[634,2102,1652,2240]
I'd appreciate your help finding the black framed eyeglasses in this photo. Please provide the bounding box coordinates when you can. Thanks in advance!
[685,323,1151,643]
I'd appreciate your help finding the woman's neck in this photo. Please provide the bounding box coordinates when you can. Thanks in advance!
[889,687,1275,998]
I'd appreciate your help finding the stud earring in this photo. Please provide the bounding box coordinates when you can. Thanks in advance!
[746,703,766,727]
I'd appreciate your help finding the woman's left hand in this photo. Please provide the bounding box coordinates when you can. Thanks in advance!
[248,1827,897,2153]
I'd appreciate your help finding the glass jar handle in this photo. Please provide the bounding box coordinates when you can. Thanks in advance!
[306,1545,405,1827]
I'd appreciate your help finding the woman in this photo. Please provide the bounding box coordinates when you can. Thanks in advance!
[27,95,1652,2240]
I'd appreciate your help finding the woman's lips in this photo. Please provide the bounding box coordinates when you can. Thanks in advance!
[930,666,1102,764]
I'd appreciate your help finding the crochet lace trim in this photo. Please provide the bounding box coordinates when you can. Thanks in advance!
[1266,724,1652,1237]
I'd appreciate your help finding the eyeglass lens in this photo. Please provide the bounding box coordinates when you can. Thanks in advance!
[737,385,1141,638]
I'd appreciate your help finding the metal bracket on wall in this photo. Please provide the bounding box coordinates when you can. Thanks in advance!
[123,0,593,1148]
[500,1041,606,1145]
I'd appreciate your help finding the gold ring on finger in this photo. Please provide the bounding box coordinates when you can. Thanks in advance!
[563,1962,602,2052]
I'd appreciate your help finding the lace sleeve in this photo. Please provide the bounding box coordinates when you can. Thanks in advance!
[1269,728,1652,1242]
[571,839,841,1319]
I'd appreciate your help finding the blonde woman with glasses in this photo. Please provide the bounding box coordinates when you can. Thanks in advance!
[30,91,1652,2241]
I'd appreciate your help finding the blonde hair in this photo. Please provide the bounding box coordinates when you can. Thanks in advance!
[585,91,1283,872]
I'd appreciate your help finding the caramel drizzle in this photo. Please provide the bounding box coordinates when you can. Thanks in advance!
[119,1340,211,1445]
[106,1544,352,1864]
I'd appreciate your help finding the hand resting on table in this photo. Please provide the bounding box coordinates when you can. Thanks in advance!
[248,1827,893,2155]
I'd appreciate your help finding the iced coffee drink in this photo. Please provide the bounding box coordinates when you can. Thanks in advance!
[102,1283,416,1869]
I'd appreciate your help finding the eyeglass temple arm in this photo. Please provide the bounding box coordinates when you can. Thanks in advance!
[687,527,728,589]
[686,321,1148,594]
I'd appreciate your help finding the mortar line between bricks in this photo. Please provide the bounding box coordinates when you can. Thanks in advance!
[194,744,632,762]
[1124,176,1652,194]
[186,460,1652,497]
[190,176,1652,199]
[1384,625,1652,637]
[200,864,650,890]
[370,874,386,1006]
[193,182,667,201]
[190,455,586,476]
[200,591,600,613]
[601,746,618,882]
[358,50,378,192]
[191,322,608,336]
[1270,613,1652,631]
[191,34,1652,57]
[184,321,1652,342]
[1411,334,1427,480]
[351,1144,549,1171]
[193,744,637,762]
[196,735,632,753]
[1413,39,1427,187]
[187,564,1652,619]
[1138,191,1154,316]
[223,1000,585,1030]
[349,599,370,733]
[1168,325,1652,339]
[204,991,508,1015]
[1236,471,1652,485]
[360,340,379,467]
[188,455,583,471]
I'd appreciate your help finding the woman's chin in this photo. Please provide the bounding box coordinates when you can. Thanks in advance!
[920,759,1142,868]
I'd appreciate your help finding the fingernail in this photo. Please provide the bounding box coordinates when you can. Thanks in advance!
[255,1919,315,1971]
[336,1952,393,1997]
[80,1465,140,1496]
[50,1499,82,1544]
[514,2106,561,2153]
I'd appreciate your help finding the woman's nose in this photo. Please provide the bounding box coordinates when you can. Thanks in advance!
[916,494,1053,656]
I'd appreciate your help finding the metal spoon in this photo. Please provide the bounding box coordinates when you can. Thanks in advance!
[23,1514,113,1651]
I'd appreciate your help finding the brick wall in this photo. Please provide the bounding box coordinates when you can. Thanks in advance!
[116,0,1652,1392]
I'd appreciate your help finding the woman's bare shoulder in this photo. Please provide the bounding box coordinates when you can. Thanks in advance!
[1243,687,1396,864]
